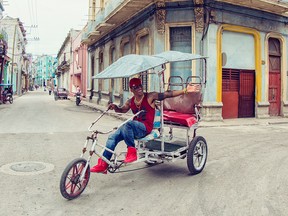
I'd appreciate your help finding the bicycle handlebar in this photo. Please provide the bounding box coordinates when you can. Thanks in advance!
[88,109,145,133]
[88,107,111,131]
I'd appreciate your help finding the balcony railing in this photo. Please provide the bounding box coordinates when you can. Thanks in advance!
[82,0,154,45]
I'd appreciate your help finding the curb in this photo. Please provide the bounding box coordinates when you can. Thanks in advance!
[70,97,129,121]
[70,97,288,128]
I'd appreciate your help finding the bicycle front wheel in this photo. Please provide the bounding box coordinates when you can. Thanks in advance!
[9,97,13,104]
[60,158,90,200]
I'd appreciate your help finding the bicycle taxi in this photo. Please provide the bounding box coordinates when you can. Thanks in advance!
[60,51,208,200]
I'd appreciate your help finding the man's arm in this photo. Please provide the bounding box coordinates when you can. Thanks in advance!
[108,99,131,113]
[149,84,201,102]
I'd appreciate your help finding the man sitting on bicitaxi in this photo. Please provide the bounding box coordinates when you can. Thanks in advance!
[90,77,200,173]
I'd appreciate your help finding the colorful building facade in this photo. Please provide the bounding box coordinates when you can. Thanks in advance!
[0,16,27,95]
[56,28,88,97]
[70,29,88,97]
[34,55,57,89]
[81,0,288,120]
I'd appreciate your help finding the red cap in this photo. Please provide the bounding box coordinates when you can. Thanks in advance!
[129,78,142,88]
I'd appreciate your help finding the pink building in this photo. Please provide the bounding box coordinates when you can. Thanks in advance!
[70,29,88,98]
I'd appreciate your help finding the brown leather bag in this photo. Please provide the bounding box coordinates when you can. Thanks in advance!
[163,92,202,114]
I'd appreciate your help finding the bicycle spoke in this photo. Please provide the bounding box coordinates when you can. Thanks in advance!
[70,182,77,194]
[65,179,72,190]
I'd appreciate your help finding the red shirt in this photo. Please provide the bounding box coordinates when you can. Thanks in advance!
[130,93,155,134]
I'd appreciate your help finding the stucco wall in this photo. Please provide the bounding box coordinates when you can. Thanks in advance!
[86,0,288,118]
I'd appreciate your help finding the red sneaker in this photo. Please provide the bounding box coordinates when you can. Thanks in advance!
[124,147,137,163]
[90,158,108,173]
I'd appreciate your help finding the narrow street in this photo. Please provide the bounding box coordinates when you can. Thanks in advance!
[0,91,288,216]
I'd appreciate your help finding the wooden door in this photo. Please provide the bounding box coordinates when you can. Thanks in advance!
[268,38,281,116]
[238,70,255,118]
[222,69,255,118]
[222,69,239,119]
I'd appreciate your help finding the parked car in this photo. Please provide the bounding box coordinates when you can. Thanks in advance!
[54,87,68,100]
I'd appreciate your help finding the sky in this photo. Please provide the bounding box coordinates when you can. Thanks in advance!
[3,0,89,57]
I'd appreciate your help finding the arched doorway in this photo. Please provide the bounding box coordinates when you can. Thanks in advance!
[268,38,281,116]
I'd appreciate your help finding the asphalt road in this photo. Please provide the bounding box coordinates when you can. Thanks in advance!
[0,90,288,216]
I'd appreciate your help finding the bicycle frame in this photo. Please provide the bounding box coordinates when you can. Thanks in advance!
[78,109,144,178]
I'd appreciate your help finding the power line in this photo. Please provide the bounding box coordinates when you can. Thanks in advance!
[27,0,33,26]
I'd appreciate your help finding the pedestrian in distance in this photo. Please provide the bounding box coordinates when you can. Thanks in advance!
[48,86,52,95]
[76,86,81,93]
[75,86,81,106]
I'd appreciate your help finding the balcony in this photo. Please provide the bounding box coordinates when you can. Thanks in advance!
[215,0,288,16]
[57,60,70,73]
[82,0,288,46]
[82,0,155,45]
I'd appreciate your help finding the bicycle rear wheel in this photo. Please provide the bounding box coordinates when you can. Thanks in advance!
[187,136,208,175]
[60,158,90,200]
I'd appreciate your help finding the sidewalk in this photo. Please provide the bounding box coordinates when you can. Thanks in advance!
[71,97,288,128]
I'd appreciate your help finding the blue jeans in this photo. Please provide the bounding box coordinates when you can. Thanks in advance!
[102,120,147,160]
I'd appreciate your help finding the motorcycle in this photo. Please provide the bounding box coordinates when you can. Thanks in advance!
[0,84,13,104]
[2,92,13,104]
[75,92,81,106]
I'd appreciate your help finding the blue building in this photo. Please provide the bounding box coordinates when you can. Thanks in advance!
[34,55,57,88]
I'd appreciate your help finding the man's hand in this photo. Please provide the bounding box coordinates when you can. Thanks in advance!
[108,103,118,110]
[107,101,130,113]
[187,83,201,93]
